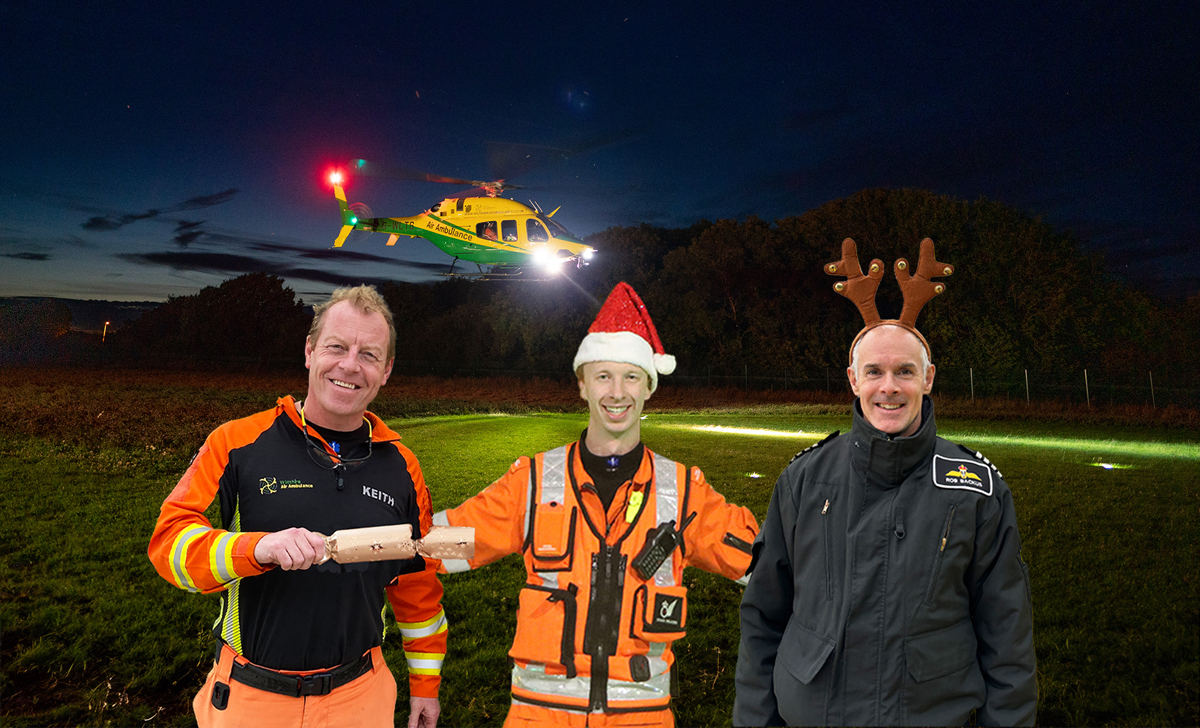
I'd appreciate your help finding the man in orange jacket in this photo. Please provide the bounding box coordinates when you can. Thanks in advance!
[148,285,446,728]
[434,282,759,727]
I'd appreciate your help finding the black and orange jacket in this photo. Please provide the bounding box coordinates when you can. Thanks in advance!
[434,441,758,714]
[147,395,447,697]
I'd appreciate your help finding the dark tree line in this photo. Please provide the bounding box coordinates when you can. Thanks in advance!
[112,272,310,367]
[104,189,1196,380]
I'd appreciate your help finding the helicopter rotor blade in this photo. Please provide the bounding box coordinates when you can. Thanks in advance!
[347,159,523,192]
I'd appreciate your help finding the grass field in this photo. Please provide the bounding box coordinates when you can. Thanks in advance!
[1,369,1198,726]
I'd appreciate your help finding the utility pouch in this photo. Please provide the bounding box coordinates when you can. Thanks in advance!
[531,503,576,572]
[510,583,579,676]
[631,583,687,641]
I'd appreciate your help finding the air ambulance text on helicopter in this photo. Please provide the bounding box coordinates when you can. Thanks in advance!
[329,159,596,279]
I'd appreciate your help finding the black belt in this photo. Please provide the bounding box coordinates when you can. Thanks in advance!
[229,650,373,698]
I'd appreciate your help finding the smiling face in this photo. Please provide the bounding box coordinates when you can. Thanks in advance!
[847,325,935,438]
[303,300,393,430]
[578,361,651,456]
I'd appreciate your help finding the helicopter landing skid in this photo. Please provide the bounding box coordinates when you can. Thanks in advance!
[434,270,553,281]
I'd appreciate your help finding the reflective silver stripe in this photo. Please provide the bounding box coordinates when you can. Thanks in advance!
[541,446,567,506]
[406,655,444,670]
[170,524,210,592]
[211,532,238,584]
[528,446,568,590]
[399,611,448,639]
[652,454,680,587]
[646,641,670,677]
[512,662,672,706]
[433,511,471,572]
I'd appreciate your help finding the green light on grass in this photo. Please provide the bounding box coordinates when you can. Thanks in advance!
[679,425,825,439]
[1091,462,1134,470]
[745,472,764,479]
[944,433,1200,461]
[661,423,1198,462]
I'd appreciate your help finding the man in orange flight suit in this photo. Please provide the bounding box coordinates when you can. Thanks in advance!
[148,285,446,728]
[434,282,759,727]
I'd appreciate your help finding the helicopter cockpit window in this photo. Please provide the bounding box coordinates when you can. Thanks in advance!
[541,216,573,240]
[526,219,550,243]
[501,219,518,242]
[476,221,498,241]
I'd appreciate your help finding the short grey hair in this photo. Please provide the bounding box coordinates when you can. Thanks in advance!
[849,324,932,379]
[309,285,396,360]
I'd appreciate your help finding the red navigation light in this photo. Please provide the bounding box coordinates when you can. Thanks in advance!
[330,171,343,186]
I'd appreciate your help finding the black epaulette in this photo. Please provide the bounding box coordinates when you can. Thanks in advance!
[789,431,840,464]
[953,442,1005,480]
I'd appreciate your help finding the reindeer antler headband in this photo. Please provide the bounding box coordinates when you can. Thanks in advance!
[825,237,954,364]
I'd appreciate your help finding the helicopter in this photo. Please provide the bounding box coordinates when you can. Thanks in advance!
[330,159,596,279]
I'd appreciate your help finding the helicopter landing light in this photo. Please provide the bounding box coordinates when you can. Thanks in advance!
[583,249,595,260]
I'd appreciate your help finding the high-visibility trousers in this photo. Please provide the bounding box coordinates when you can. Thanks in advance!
[504,700,675,727]
[192,643,397,728]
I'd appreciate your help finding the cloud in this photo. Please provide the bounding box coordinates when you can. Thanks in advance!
[79,189,239,233]
[176,188,239,210]
[174,220,206,248]
[118,249,448,287]
[3,252,51,261]
[82,209,161,231]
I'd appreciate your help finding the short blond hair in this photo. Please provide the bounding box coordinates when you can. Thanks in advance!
[309,285,396,360]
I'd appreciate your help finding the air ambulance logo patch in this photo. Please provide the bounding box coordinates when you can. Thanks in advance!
[932,455,993,496]
[651,593,685,630]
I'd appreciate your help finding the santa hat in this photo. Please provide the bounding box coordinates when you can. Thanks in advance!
[573,282,676,393]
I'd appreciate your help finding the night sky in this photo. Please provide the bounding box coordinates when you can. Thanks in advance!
[2,2,1196,303]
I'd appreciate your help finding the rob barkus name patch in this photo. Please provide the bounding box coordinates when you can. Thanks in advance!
[932,455,994,496]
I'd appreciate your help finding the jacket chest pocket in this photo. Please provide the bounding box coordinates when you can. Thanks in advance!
[531,503,577,572]
[630,583,687,642]
[922,504,957,607]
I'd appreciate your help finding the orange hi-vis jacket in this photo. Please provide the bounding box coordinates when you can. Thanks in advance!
[434,441,758,716]
[147,396,447,698]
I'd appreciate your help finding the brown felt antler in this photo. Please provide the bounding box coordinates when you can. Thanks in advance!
[894,238,953,327]
[825,238,884,325]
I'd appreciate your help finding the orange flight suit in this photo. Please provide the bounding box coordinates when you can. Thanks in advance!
[435,441,757,727]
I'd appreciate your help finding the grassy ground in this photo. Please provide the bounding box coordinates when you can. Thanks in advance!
[1,368,1197,726]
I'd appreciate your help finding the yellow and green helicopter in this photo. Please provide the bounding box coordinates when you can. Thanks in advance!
[330,159,595,278]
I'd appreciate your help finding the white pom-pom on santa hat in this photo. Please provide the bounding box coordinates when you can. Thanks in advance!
[573,282,675,393]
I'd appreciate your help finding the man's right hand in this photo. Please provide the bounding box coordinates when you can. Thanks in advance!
[253,528,327,570]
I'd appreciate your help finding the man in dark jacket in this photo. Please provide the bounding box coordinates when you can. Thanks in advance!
[734,240,1036,726]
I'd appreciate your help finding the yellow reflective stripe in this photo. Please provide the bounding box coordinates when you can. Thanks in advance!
[221,578,243,654]
[220,505,244,653]
[170,524,210,592]
[405,651,444,673]
[210,532,239,584]
[399,610,448,640]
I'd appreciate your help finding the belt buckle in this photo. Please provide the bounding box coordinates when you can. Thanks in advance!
[296,672,333,696]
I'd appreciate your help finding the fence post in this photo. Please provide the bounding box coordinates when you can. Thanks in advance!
[1084,369,1090,408]
[970,368,975,402]
[1149,371,1156,409]
[1025,369,1030,403]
